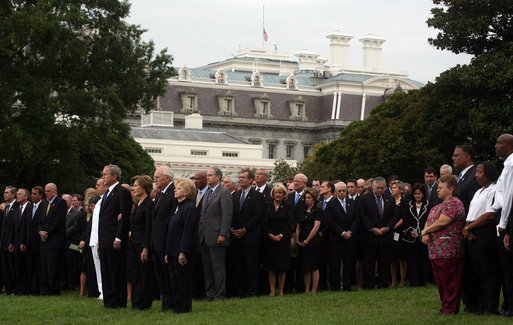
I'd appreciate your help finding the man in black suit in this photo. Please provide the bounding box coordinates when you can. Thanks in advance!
[359,177,398,289]
[199,167,233,301]
[21,186,44,295]
[228,169,265,297]
[317,180,333,292]
[192,170,208,299]
[254,168,272,202]
[1,186,17,294]
[151,166,176,311]
[12,189,31,294]
[452,145,482,314]
[98,164,132,308]
[63,193,86,290]
[326,181,359,291]
[39,183,67,295]
[423,167,440,206]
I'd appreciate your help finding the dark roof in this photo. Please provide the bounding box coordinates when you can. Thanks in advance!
[131,127,249,144]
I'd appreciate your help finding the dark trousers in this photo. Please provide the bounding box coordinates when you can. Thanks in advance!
[1,251,15,294]
[405,241,428,286]
[131,245,155,310]
[285,255,305,294]
[99,247,127,308]
[168,255,196,313]
[328,238,355,291]
[191,253,205,299]
[228,242,260,297]
[431,257,464,314]
[465,224,501,312]
[25,249,40,295]
[14,252,27,294]
[362,241,390,289]
[152,250,172,309]
[499,233,513,312]
[40,247,62,295]
[83,246,99,298]
[64,248,81,289]
[318,235,330,291]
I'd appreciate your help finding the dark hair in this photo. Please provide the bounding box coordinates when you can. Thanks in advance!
[324,181,335,194]
[439,175,458,197]
[424,167,437,177]
[72,194,83,201]
[303,188,319,205]
[387,175,399,184]
[88,196,101,205]
[456,145,475,161]
[131,175,153,195]
[480,161,499,183]
[312,179,322,184]
[346,178,357,187]
[32,186,45,198]
[411,183,427,203]
[240,169,254,180]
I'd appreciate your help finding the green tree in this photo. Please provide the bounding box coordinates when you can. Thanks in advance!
[427,0,513,55]
[0,1,174,192]
[269,159,299,185]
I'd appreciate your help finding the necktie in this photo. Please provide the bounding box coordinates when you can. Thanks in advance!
[19,207,23,223]
[46,201,51,215]
[323,200,327,211]
[256,187,260,193]
[102,188,110,208]
[155,191,163,206]
[376,196,383,218]
[32,204,38,219]
[240,190,246,210]
[341,199,346,213]
[294,193,300,205]
[5,204,10,215]
[207,189,214,202]
[457,172,463,183]
[196,190,202,207]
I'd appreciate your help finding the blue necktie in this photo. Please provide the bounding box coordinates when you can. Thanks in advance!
[240,190,246,210]
[323,200,327,210]
[294,193,300,205]
[457,172,463,183]
[102,188,109,208]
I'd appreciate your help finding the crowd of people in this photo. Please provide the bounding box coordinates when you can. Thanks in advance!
[1,133,513,317]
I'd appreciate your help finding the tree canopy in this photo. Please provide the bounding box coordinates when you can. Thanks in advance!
[0,1,174,192]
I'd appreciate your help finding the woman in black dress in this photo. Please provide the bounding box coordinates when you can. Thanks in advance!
[78,195,101,298]
[128,175,155,309]
[390,180,407,287]
[165,178,200,313]
[262,184,294,296]
[296,188,323,293]
[402,183,431,286]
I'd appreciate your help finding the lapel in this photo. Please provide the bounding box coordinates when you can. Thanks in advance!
[102,184,118,210]
[241,188,254,210]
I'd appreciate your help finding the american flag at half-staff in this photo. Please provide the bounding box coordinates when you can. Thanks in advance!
[263,29,268,42]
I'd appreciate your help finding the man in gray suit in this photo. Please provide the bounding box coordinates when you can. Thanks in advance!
[199,167,233,301]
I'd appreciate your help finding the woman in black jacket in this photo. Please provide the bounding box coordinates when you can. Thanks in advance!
[165,178,200,313]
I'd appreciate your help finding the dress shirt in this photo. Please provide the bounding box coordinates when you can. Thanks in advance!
[466,184,496,222]
[89,198,101,247]
[487,154,513,229]
[255,184,266,193]
[32,200,41,218]
[458,165,473,183]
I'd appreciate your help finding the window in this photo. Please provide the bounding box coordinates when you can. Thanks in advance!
[303,146,311,159]
[191,150,207,156]
[286,74,298,90]
[286,145,294,159]
[260,101,268,117]
[215,69,227,85]
[268,143,276,159]
[145,148,162,154]
[222,152,239,157]
[288,97,307,121]
[217,93,236,116]
[180,92,198,113]
[253,95,271,119]
[251,72,263,87]
[295,104,303,120]
[223,98,232,115]
[178,66,191,81]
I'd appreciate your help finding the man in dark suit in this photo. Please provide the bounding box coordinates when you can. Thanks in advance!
[317,180,333,292]
[21,186,44,295]
[228,169,265,297]
[359,177,398,289]
[151,166,176,311]
[39,183,67,295]
[63,193,86,290]
[192,170,208,299]
[12,189,31,294]
[423,167,440,206]
[326,181,359,291]
[254,168,272,203]
[199,167,233,301]
[452,145,482,314]
[285,173,308,293]
[98,164,132,308]
[1,186,17,294]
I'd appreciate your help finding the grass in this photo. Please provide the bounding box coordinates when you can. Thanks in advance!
[0,285,510,324]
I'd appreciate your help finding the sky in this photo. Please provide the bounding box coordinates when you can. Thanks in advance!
[126,0,473,84]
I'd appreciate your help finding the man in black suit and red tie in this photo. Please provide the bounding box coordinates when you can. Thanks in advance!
[39,183,67,295]
[358,177,398,289]
[151,166,176,311]
[98,164,132,308]
[326,181,359,291]
[229,169,265,297]
[254,168,272,203]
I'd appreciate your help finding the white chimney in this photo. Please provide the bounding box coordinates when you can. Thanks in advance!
[359,33,385,71]
[184,113,203,129]
[326,30,353,72]
[295,49,320,71]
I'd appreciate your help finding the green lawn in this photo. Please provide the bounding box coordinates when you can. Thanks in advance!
[0,285,509,324]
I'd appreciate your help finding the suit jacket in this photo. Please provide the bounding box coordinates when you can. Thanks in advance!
[98,183,132,248]
[1,201,18,251]
[199,184,233,247]
[65,207,86,245]
[22,200,44,251]
[325,197,359,244]
[423,183,441,206]
[151,183,176,253]
[255,184,272,203]
[401,200,431,243]
[286,191,307,224]
[13,202,32,253]
[130,196,153,249]
[457,165,481,215]
[38,197,67,249]
[358,192,398,243]
[231,187,265,247]
[165,199,200,257]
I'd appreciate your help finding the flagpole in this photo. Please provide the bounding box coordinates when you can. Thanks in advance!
[262,5,265,48]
